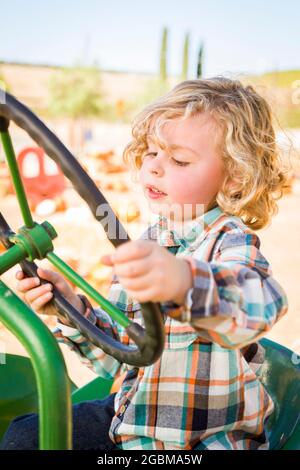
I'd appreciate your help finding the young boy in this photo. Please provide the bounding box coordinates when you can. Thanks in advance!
[2,77,289,450]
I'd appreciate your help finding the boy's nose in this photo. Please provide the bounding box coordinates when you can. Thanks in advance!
[148,150,166,176]
[150,158,164,176]
[151,166,164,176]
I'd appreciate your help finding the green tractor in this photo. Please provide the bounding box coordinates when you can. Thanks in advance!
[0,91,299,450]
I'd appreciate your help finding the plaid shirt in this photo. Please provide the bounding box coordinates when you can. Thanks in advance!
[53,205,288,450]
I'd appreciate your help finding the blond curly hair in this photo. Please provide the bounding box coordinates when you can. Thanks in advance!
[123,76,291,230]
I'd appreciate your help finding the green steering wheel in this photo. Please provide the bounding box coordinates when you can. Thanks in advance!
[0,89,165,367]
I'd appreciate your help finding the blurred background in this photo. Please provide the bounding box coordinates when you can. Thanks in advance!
[0,0,299,385]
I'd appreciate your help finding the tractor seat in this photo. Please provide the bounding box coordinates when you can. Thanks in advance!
[259,338,300,449]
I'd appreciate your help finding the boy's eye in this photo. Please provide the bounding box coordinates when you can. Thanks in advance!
[144,152,157,158]
[172,158,190,167]
[143,152,190,167]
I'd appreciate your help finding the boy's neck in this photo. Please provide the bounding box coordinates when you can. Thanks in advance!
[164,201,219,236]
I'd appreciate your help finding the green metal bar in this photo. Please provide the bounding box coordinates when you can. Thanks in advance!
[46,251,131,328]
[0,131,34,228]
[0,243,27,275]
[0,281,72,449]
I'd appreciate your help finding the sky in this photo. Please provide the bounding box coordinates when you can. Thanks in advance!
[0,0,299,78]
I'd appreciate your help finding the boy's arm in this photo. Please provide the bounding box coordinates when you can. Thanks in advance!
[160,231,289,349]
[52,279,124,380]
[52,226,154,378]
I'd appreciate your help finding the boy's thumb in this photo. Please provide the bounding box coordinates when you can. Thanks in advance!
[37,267,57,282]
[101,254,114,266]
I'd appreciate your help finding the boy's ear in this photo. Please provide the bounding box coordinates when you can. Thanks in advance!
[224,176,236,191]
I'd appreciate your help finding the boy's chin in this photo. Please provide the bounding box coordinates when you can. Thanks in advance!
[147,201,188,221]
[148,200,206,222]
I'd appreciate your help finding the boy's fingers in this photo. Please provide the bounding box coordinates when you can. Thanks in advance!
[101,254,114,266]
[31,291,53,313]
[17,276,40,293]
[37,267,60,284]
[16,268,59,292]
[114,241,153,264]
[24,283,53,304]
[114,257,149,279]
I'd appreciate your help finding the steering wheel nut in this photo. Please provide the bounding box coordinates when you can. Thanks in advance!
[9,221,57,261]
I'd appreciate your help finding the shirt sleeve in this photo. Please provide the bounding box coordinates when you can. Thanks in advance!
[160,231,289,348]
[52,288,123,380]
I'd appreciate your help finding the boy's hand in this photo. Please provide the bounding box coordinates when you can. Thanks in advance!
[101,240,193,305]
[16,267,85,316]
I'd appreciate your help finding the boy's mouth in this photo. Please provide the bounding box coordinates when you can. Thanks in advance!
[146,184,167,199]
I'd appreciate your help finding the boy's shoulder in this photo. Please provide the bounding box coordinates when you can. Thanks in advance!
[207,212,271,273]
[139,208,261,251]
[204,211,261,248]
[211,211,255,235]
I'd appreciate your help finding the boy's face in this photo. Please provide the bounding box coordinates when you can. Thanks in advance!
[139,112,225,221]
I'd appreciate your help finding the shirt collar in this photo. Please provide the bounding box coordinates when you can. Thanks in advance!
[143,204,225,249]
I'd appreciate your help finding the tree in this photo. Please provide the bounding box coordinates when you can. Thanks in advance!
[160,27,168,83]
[48,65,103,152]
[0,71,10,93]
[129,27,171,116]
[196,42,204,79]
[181,33,190,81]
